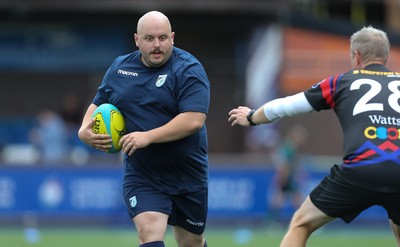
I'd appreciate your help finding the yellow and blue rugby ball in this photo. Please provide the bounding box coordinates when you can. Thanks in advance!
[92,103,126,154]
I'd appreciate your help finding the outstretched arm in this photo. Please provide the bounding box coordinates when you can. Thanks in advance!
[228,92,314,127]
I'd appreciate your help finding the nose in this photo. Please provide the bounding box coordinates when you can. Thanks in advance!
[153,38,161,47]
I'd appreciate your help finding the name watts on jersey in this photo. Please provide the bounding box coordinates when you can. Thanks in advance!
[118,69,138,76]
[369,115,400,125]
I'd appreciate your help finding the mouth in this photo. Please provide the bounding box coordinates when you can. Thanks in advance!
[151,50,163,58]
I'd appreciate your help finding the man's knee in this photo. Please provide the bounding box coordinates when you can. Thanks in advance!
[139,241,165,247]
[174,230,205,247]
[177,236,205,247]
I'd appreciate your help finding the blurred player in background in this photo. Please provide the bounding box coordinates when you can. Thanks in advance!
[78,11,210,247]
[228,26,400,247]
[30,109,68,164]
[268,124,308,223]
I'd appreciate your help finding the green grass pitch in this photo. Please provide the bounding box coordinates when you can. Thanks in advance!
[0,226,395,247]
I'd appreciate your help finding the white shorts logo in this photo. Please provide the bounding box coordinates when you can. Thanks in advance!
[129,196,137,208]
[156,75,168,87]
[186,218,204,227]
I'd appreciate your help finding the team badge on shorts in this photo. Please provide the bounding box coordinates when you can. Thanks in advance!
[129,196,137,208]
[156,75,168,87]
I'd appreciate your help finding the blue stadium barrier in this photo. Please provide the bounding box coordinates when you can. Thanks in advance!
[0,165,388,225]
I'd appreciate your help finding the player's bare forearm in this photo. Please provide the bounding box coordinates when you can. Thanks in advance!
[149,111,206,142]
[119,111,206,156]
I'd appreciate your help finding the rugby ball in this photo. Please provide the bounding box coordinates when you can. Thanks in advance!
[92,103,126,153]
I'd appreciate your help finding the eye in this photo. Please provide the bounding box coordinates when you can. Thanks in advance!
[159,36,167,41]
[144,36,154,42]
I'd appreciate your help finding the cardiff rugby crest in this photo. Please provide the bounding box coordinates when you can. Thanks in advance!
[155,74,168,87]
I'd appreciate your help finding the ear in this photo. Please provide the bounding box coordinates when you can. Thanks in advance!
[354,50,362,67]
[134,33,139,47]
[171,32,175,45]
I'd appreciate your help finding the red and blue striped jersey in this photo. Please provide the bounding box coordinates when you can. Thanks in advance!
[304,63,400,192]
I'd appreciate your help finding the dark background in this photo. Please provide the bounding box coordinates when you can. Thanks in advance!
[0,0,398,159]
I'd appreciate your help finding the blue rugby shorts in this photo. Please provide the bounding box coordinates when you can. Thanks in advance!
[123,182,208,235]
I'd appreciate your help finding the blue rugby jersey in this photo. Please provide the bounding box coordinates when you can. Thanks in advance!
[93,47,210,194]
[304,64,400,192]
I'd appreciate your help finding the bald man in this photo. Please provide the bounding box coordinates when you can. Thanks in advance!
[79,11,210,247]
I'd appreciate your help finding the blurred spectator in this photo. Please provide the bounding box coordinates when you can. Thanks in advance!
[60,94,84,146]
[268,124,309,223]
[29,109,68,164]
[59,94,93,166]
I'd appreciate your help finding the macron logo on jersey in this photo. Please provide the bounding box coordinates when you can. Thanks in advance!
[118,69,138,77]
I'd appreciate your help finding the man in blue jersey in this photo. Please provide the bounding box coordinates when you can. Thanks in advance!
[79,11,210,247]
[228,26,400,247]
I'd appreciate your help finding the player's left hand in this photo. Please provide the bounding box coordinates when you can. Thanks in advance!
[228,106,251,127]
[119,131,152,156]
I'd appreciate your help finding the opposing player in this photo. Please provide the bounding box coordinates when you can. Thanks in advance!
[228,26,400,247]
[78,11,210,247]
